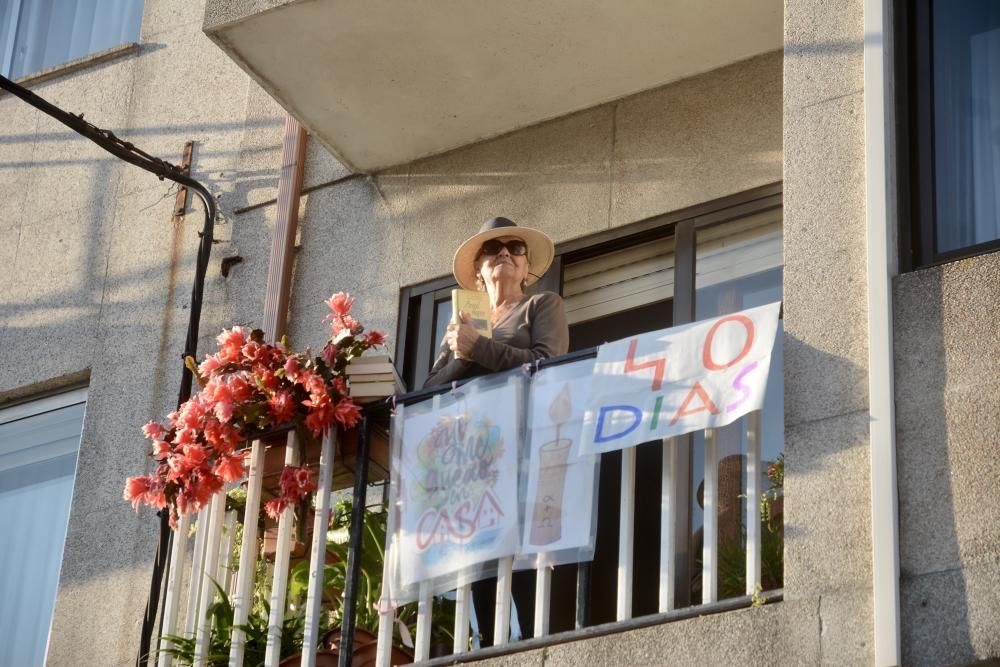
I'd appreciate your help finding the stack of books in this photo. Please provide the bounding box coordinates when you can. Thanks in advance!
[347,354,406,402]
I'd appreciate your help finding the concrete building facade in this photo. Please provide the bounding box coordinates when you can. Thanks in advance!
[0,0,997,665]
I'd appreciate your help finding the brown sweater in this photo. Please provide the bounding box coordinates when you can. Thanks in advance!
[423,291,569,387]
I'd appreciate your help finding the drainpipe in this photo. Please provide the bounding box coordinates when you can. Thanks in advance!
[863,0,902,664]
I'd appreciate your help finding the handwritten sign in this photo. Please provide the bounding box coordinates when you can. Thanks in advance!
[395,381,521,587]
[580,302,781,454]
[521,358,598,556]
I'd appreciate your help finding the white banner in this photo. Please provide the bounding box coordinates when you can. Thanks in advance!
[580,302,781,454]
[521,358,598,558]
[395,381,521,587]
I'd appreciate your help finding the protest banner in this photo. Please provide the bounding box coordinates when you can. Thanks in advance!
[580,302,781,454]
[520,358,598,560]
[393,377,522,589]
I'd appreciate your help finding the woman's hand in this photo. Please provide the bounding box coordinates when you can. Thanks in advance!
[446,312,480,358]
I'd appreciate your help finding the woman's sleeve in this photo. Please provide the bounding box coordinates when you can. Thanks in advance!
[469,292,569,372]
[423,337,472,388]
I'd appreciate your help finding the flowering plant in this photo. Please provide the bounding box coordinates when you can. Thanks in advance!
[124,292,386,527]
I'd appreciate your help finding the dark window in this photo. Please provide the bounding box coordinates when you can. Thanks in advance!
[902,0,1000,267]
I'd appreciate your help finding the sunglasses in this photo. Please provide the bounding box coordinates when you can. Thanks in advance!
[478,239,528,257]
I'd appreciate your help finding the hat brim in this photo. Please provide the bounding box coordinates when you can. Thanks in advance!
[452,226,555,290]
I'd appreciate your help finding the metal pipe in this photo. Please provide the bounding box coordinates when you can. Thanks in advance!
[339,415,373,666]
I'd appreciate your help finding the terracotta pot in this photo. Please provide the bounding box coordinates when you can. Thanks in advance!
[277,627,412,667]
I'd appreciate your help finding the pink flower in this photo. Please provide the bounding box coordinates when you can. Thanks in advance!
[255,368,281,392]
[216,327,247,362]
[333,399,361,428]
[214,452,247,483]
[198,353,226,377]
[320,344,339,367]
[241,341,268,365]
[363,330,386,347]
[304,397,334,437]
[143,421,166,441]
[124,476,153,510]
[264,498,289,521]
[268,390,296,424]
[325,292,355,318]
[152,440,171,460]
[228,375,252,402]
[283,356,302,382]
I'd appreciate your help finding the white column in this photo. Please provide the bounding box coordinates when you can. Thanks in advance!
[659,438,676,613]
[300,429,337,667]
[184,511,209,636]
[617,447,635,621]
[228,441,266,666]
[864,0,902,662]
[745,413,762,595]
[414,583,433,660]
[534,555,552,638]
[702,429,718,605]
[264,431,301,667]
[453,574,472,654]
[193,491,227,667]
[158,512,191,667]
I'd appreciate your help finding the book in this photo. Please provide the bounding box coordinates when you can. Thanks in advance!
[451,288,492,360]
[346,362,399,377]
[348,354,390,365]
[349,380,405,401]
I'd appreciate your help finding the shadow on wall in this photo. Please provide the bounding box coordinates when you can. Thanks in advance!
[893,266,974,666]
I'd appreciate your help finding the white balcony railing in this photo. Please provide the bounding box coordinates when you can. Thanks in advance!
[153,354,780,667]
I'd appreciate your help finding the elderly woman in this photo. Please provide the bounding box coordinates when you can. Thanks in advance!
[424,217,569,388]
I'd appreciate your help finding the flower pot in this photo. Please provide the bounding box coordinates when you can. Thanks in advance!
[276,627,412,667]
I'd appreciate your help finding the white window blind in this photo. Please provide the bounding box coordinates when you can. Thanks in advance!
[563,207,782,325]
[0,389,86,667]
[0,0,144,79]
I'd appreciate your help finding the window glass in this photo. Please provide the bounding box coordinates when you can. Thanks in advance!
[0,0,144,79]
[0,393,85,666]
[932,1,1000,253]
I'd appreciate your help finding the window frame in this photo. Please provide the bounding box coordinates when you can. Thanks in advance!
[897,0,1000,271]
[395,183,782,402]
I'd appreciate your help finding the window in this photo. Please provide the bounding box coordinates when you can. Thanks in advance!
[0,0,144,80]
[0,389,86,666]
[901,0,1000,267]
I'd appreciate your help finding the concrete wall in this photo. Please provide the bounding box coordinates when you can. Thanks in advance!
[781,0,874,663]
[893,254,1000,666]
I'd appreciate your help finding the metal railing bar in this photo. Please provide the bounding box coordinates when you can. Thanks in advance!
[494,557,514,645]
[301,429,338,666]
[658,437,675,613]
[158,511,191,667]
[416,590,784,667]
[193,491,227,666]
[264,431,301,667]
[184,512,209,637]
[229,442,266,666]
[745,413,762,595]
[534,556,552,638]
[702,429,719,605]
[616,448,635,621]
[339,415,374,667]
[575,562,590,630]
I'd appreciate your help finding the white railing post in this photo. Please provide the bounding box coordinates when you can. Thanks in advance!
[702,429,718,604]
[414,583,433,660]
[158,512,191,667]
[494,557,513,645]
[218,510,237,594]
[617,447,635,621]
[300,428,337,667]
[374,471,400,667]
[184,511,209,637]
[453,573,472,654]
[745,412,762,595]
[659,438,676,613]
[229,441,266,666]
[264,431,301,667]
[194,491,227,667]
[534,554,552,638]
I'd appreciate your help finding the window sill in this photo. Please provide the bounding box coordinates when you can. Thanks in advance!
[6,42,139,89]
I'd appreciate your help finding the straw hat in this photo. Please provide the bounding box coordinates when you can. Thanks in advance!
[452,217,555,290]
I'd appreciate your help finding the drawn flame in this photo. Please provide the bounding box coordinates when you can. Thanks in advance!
[549,383,572,426]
